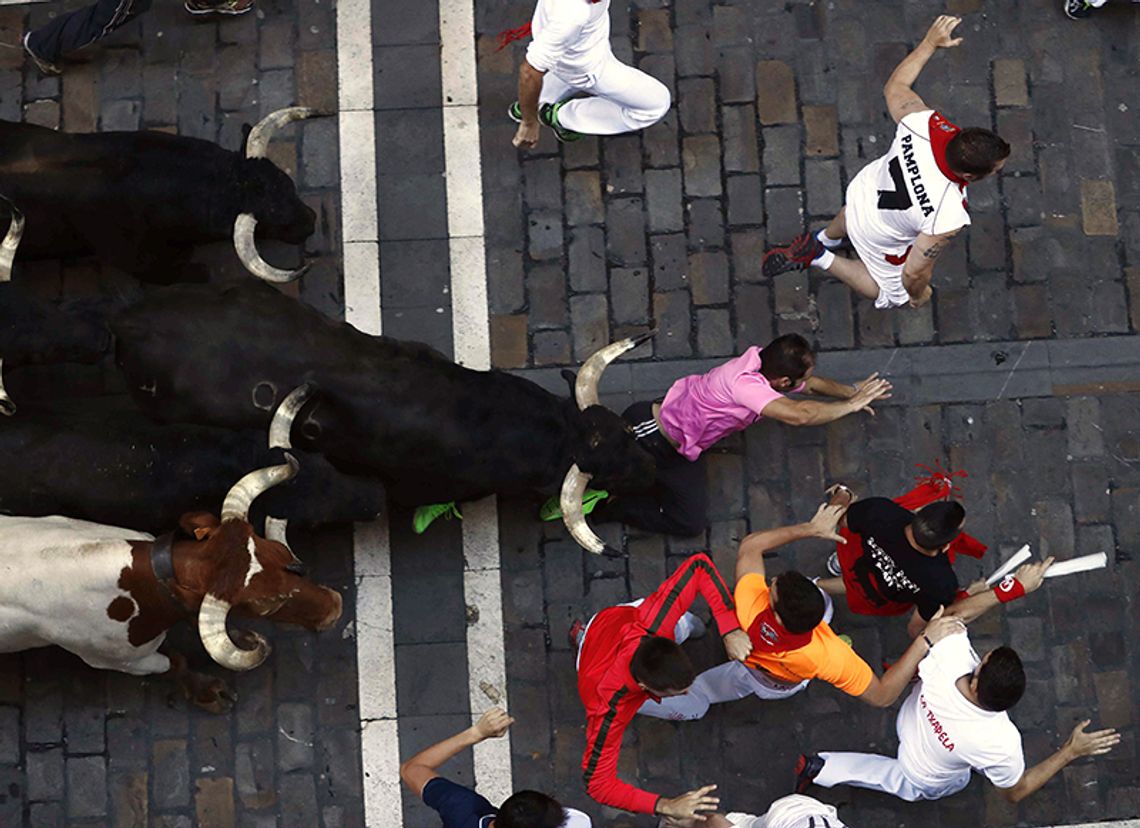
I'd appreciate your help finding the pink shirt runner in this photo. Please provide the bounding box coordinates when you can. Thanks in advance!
[659,346,801,461]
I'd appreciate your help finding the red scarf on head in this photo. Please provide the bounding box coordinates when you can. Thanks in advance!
[893,461,987,562]
[747,608,813,654]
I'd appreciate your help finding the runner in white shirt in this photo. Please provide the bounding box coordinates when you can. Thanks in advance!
[507,0,671,148]
[794,628,1120,803]
[761,16,1010,310]
[660,796,850,828]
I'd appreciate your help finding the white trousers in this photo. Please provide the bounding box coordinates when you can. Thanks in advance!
[539,50,670,135]
[637,589,834,721]
[813,750,970,802]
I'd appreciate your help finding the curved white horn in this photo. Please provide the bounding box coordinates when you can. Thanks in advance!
[245,106,320,159]
[0,359,13,416]
[233,213,309,283]
[198,593,270,671]
[574,330,656,410]
[560,463,610,556]
[0,199,24,283]
[268,383,314,449]
[220,454,300,523]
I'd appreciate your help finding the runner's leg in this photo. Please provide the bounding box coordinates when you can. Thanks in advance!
[818,255,881,301]
[555,52,670,135]
[815,752,930,801]
[637,661,756,720]
[538,71,575,106]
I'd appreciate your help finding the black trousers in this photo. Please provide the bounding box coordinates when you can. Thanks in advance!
[591,400,709,537]
[27,0,152,63]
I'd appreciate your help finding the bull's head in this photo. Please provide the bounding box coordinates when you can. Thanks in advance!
[233,108,322,283]
[184,454,342,671]
[562,332,657,556]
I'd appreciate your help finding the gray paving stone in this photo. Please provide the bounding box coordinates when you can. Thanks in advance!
[568,226,608,293]
[605,197,647,265]
[726,174,763,227]
[66,756,106,819]
[722,104,760,174]
[696,308,733,356]
[570,293,610,361]
[610,267,650,325]
[652,291,693,358]
[762,125,803,187]
[644,168,684,233]
[682,135,722,197]
[689,251,729,306]
[564,170,604,226]
[526,211,564,261]
[528,264,569,330]
[603,134,644,195]
[764,187,805,245]
[277,704,315,773]
[687,198,726,249]
[235,738,276,810]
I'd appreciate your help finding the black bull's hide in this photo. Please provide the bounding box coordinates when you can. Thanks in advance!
[111,282,655,506]
[0,397,384,533]
[0,283,111,368]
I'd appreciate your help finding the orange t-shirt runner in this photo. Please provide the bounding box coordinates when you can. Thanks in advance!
[735,574,873,695]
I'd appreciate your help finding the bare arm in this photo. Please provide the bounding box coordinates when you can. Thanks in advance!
[903,230,960,306]
[762,374,892,427]
[399,709,514,798]
[735,504,846,582]
[942,559,1054,625]
[999,720,1120,803]
[803,375,857,400]
[512,61,545,149]
[884,15,963,123]
[859,612,964,708]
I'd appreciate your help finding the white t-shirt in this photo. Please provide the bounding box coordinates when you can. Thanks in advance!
[896,631,1025,792]
[847,109,971,252]
[526,0,611,80]
[727,795,846,828]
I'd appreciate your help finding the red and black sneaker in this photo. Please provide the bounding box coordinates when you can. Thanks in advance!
[794,753,825,794]
[568,618,586,651]
[762,233,825,278]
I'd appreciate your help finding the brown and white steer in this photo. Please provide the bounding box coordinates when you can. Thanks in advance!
[0,456,342,711]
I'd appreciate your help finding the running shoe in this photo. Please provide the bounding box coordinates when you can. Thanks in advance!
[794,753,825,794]
[762,232,825,278]
[538,101,583,143]
[412,501,462,534]
[568,618,586,650]
[837,633,853,647]
[826,552,842,578]
[22,33,61,76]
[507,101,523,123]
[1062,0,1096,17]
[185,0,254,15]
[539,488,609,521]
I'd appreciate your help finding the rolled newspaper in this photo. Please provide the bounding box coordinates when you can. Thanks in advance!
[985,544,1032,587]
[1044,552,1108,579]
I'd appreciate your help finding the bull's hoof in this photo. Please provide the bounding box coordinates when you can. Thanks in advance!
[180,672,237,714]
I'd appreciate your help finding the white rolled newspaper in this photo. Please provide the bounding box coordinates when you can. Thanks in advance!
[1044,552,1108,578]
[985,544,1032,587]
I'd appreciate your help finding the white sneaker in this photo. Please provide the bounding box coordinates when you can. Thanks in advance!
[826,552,842,577]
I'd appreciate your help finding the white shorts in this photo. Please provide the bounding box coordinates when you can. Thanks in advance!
[844,174,913,309]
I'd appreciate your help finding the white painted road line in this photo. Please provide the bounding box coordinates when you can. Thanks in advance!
[336,0,398,820]
[439,0,512,807]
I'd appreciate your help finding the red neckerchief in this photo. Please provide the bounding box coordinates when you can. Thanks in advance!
[747,608,812,654]
[496,0,603,51]
[928,111,968,189]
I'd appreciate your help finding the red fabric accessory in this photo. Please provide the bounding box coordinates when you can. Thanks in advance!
[928,111,969,188]
[884,245,913,266]
[496,22,532,51]
[835,461,988,616]
[993,575,1025,603]
[747,608,813,654]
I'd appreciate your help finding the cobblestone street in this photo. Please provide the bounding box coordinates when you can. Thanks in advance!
[0,0,1137,825]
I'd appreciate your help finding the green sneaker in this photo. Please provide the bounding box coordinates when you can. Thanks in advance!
[837,634,853,647]
[538,101,583,143]
[413,501,462,534]
[539,488,609,522]
[507,101,523,123]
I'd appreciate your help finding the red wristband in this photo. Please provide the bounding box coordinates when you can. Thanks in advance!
[993,575,1025,603]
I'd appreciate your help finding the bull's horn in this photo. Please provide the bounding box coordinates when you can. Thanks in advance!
[0,197,25,283]
[198,593,270,671]
[268,383,314,449]
[560,463,620,557]
[0,359,13,416]
[573,329,656,411]
[245,106,320,159]
[233,213,309,283]
[220,453,300,523]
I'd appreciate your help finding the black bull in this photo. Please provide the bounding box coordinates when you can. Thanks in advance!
[111,282,656,509]
[0,397,384,534]
[0,113,316,281]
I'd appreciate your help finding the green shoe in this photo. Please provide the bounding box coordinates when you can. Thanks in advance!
[413,501,462,534]
[538,101,583,143]
[539,488,609,521]
[507,101,522,123]
[837,634,853,647]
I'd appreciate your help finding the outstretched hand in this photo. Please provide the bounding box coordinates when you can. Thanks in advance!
[658,785,720,820]
[808,503,847,543]
[849,373,893,416]
[1013,557,1055,594]
[923,15,964,49]
[922,607,965,646]
[473,707,514,739]
[1063,720,1120,759]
